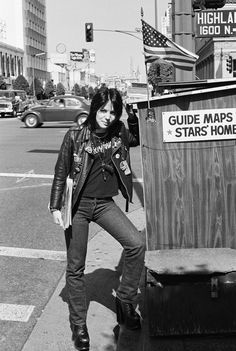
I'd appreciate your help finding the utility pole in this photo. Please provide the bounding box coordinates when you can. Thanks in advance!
[172,0,195,81]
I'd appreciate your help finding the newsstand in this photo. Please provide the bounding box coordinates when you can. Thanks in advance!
[135,78,236,349]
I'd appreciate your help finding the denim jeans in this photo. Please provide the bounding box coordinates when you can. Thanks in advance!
[64,197,145,326]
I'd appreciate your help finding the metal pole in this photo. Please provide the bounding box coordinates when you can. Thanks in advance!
[32,52,46,97]
[172,0,195,81]
[32,55,35,97]
[154,0,158,29]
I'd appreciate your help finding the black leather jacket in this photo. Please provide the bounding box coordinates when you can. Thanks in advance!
[49,116,139,212]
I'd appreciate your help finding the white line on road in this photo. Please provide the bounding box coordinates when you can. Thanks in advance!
[0,246,66,261]
[0,183,52,191]
[0,303,35,322]
[0,173,54,179]
[0,173,143,182]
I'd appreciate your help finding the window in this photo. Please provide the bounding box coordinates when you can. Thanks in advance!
[65,98,82,107]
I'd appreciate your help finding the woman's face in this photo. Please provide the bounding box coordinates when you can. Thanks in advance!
[95,100,116,130]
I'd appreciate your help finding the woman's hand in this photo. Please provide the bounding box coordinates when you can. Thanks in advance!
[52,210,64,229]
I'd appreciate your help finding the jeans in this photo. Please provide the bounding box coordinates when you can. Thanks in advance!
[65,197,145,326]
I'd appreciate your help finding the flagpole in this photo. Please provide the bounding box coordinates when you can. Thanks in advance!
[145,62,151,110]
[141,8,150,110]
[141,8,154,121]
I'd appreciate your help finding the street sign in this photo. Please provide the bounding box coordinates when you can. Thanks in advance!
[196,10,236,37]
[82,48,90,62]
[70,51,84,61]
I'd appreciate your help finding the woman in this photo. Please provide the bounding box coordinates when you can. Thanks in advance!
[49,87,145,351]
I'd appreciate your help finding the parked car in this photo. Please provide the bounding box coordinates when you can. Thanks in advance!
[18,95,90,128]
[0,89,28,118]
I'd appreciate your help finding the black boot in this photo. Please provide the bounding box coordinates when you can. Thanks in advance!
[72,324,90,351]
[115,297,141,330]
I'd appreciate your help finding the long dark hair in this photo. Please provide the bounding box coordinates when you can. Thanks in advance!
[84,87,123,132]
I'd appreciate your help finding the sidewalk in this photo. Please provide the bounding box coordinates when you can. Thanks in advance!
[21,207,146,351]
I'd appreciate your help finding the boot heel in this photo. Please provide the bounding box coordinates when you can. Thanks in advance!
[115,296,141,330]
[115,297,124,324]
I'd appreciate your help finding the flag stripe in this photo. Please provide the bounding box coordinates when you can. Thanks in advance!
[144,46,197,61]
[144,49,197,64]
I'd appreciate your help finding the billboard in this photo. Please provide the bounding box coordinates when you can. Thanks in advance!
[70,51,84,61]
[0,0,24,49]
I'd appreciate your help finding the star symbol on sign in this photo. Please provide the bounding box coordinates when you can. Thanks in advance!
[167,130,172,135]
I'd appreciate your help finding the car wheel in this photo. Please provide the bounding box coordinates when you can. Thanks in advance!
[24,114,39,128]
[0,113,5,118]
[76,114,87,126]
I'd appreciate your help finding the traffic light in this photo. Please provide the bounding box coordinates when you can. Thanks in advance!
[226,55,233,74]
[85,23,93,42]
[193,0,226,9]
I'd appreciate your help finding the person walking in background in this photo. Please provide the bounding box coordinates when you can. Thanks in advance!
[49,87,145,351]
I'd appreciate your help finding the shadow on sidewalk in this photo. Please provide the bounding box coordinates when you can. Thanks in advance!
[58,250,145,350]
[59,250,124,311]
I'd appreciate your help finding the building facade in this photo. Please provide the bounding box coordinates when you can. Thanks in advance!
[195,0,236,79]
[23,0,48,85]
[0,0,24,87]
[0,0,48,89]
[160,0,236,81]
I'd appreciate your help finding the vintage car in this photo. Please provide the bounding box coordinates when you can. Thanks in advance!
[18,95,90,128]
[0,90,28,118]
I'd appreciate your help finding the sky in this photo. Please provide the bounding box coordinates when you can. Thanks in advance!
[46,0,169,81]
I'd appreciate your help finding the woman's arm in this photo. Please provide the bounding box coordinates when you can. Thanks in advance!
[126,104,140,147]
[49,130,73,211]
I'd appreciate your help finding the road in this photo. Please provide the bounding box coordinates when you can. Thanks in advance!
[0,116,143,351]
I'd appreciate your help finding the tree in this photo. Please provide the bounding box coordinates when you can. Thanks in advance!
[72,83,81,96]
[0,76,7,90]
[56,82,65,96]
[44,80,54,98]
[29,77,44,99]
[148,59,174,94]
[88,86,95,100]
[12,75,30,93]
[81,86,88,99]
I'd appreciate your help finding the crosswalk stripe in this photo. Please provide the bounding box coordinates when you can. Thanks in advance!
[0,246,66,261]
[0,303,35,322]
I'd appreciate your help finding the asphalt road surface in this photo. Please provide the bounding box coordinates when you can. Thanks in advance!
[0,116,143,351]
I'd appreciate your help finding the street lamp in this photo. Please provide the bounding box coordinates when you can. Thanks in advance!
[32,52,46,97]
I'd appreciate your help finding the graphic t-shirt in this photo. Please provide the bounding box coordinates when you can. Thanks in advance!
[82,134,119,198]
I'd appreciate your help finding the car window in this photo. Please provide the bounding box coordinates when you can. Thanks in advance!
[82,98,90,106]
[65,98,82,107]
[48,98,65,107]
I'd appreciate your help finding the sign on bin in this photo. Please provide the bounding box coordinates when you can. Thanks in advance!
[162,108,236,142]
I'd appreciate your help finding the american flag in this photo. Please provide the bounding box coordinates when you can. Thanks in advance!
[142,20,198,70]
